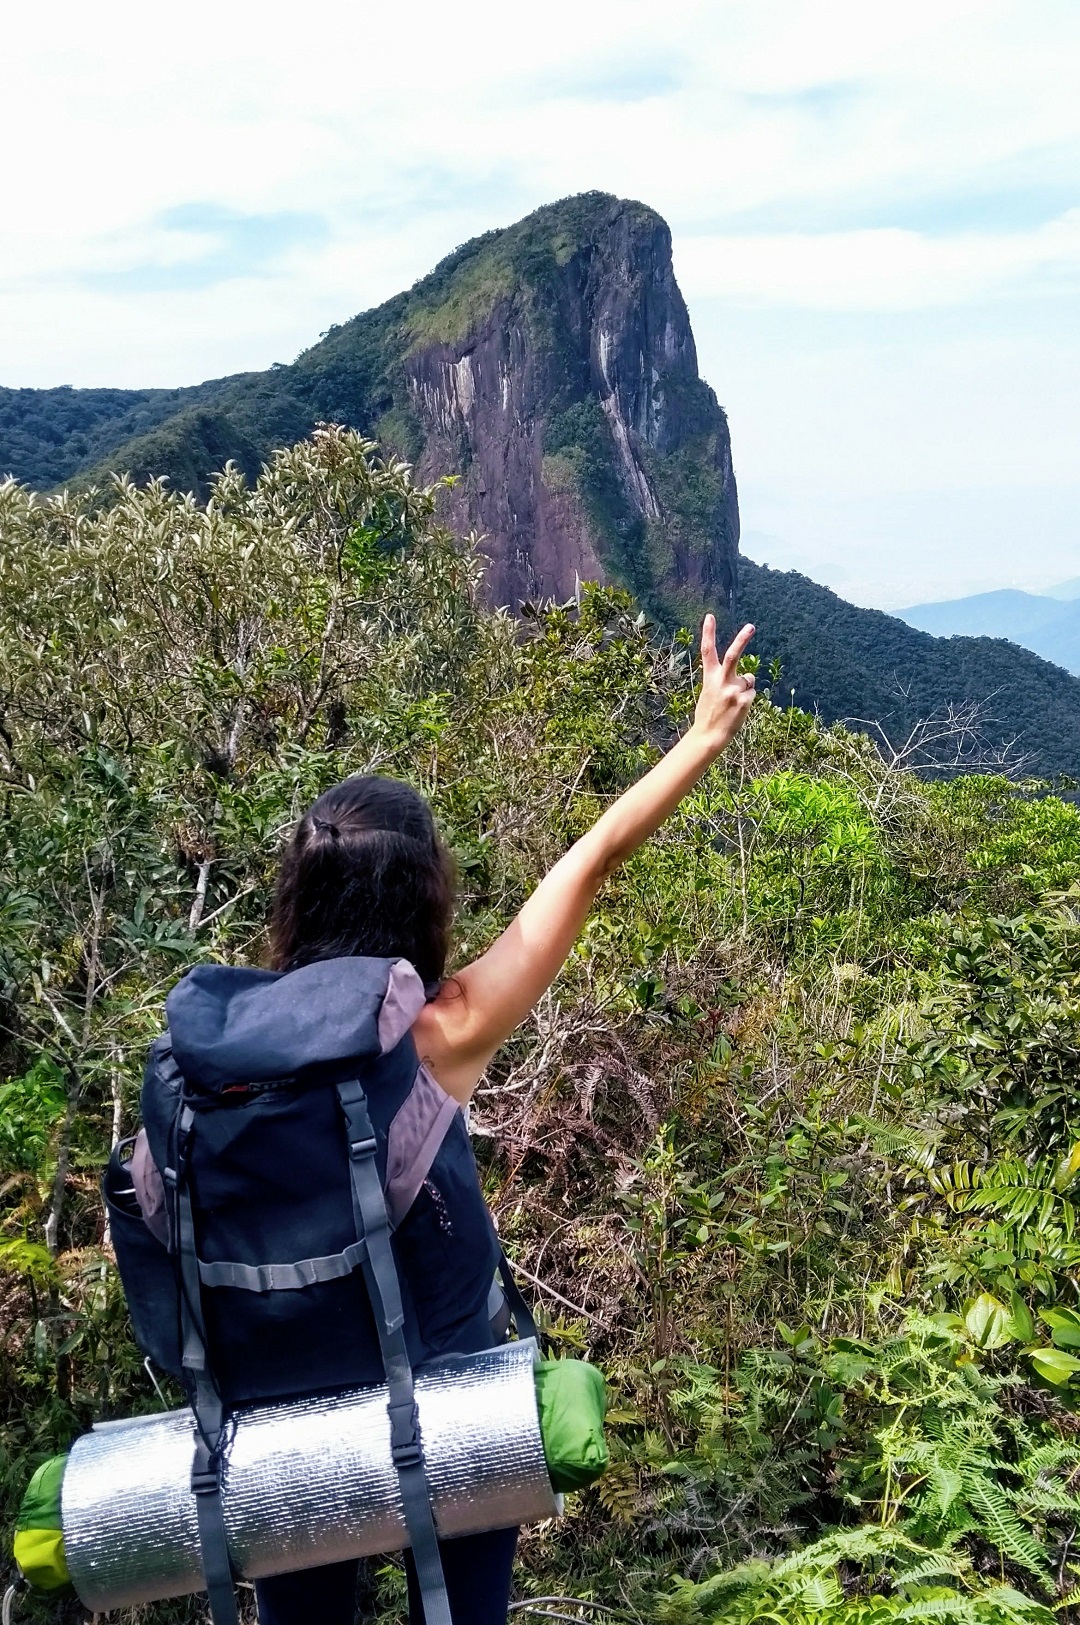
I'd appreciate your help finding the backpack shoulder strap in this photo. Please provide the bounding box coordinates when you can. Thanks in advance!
[496,1251,538,1344]
[337,1076,453,1625]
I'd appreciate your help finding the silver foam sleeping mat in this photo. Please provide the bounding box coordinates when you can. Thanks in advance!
[62,1339,558,1610]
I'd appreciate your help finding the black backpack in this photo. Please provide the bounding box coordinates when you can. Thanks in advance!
[104,954,531,1625]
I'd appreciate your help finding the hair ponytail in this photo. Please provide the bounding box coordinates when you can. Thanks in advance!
[269,777,455,984]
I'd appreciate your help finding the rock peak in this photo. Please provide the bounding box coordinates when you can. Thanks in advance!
[1,195,739,625]
[383,192,738,615]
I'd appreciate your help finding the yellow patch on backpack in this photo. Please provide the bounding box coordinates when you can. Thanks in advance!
[13,1525,70,1592]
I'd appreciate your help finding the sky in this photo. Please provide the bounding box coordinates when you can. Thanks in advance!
[2,0,1078,611]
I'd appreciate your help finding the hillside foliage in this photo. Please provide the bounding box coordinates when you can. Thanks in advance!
[5,432,1080,1623]
[740,559,1080,781]
[0,387,171,492]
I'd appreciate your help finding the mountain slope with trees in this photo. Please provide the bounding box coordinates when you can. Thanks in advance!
[741,561,1080,779]
[0,193,739,620]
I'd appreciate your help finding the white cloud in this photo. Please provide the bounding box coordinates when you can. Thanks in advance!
[675,212,1080,311]
[5,0,1079,320]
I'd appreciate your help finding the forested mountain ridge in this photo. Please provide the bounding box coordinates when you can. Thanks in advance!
[0,385,186,488]
[742,561,1080,779]
[0,192,739,619]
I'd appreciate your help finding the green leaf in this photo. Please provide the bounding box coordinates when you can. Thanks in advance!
[0,1238,58,1283]
[1008,1291,1036,1343]
[1029,1346,1080,1385]
[1039,1306,1080,1348]
[1054,1141,1080,1192]
[963,1291,1016,1350]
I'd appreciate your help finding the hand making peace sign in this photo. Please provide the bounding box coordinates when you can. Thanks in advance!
[692,615,756,755]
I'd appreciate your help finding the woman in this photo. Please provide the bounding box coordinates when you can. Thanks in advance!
[252,614,756,1625]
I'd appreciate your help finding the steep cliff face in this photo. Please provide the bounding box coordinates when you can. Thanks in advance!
[407,320,609,608]
[398,196,739,614]
[0,194,739,623]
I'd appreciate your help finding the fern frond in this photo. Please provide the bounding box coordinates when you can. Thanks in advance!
[1018,1443,1079,1474]
[794,1571,844,1609]
[893,1554,970,1586]
[976,1586,1056,1624]
[670,1558,772,1607]
[963,1480,1051,1580]
[1020,1488,1080,1514]
[900,1601,990,1621]
[857,1116,942,1172]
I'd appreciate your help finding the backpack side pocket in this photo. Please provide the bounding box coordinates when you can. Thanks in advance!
[103,1140,183,1377]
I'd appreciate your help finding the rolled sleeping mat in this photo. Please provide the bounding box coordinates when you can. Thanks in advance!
[61,1340,564,1612]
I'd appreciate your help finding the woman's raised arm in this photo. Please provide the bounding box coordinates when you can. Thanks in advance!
[412,617,757,1102]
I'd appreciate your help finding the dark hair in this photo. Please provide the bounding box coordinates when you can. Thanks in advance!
[269,776,455,984]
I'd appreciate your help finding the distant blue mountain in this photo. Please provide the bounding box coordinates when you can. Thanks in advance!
[897,589,1080,676]
[1046,577,1080,602]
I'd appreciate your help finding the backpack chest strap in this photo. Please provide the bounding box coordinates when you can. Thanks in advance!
[197,1242,368,1293]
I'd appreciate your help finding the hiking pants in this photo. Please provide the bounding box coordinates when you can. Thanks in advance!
[254,1525,520,1625]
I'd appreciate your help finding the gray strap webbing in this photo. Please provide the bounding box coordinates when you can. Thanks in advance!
[172,1107,238,1625]
[487,1276,509,1330]
[337,1079,453,1625]
[191,1399,237,1625]
[497,1251,539,1344]
[198,1240,368,1292]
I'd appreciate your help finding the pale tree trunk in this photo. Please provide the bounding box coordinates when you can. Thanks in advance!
[189,859,212,931]
[110,1050,125,1148]
[101,1048,125,1254]
[43,1075,78,1256]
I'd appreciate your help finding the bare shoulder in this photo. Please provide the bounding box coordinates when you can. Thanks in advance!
[409,978,480,1105]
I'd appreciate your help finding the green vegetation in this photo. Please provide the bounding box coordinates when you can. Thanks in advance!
[0,385,189,491]
[403,240,517,348]
[6,429,1080,1621]
[544,396,647,578]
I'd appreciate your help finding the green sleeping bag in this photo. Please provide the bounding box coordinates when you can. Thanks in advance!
[13,1453,70,1593]
[535,1358,609,1492]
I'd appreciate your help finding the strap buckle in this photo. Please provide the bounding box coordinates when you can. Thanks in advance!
[389,1399,423,1468]
[191,1466,222,1496]
[349,1134,377,1159]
